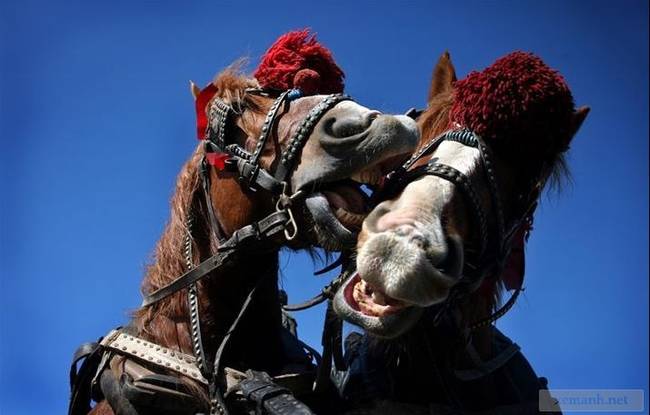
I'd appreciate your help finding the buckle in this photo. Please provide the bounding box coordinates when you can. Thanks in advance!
[238,161,261,191]
[275,183,300,241]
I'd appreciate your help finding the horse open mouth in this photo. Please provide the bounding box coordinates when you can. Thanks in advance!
[344,273,408,318]
[333,270,423,338]
[303,165,384,248]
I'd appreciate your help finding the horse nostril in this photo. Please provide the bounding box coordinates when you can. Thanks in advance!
[365,111,380,125]
[436,235,464,277]
[327,111,378,138]
[394,224,414,236]
[409,232,429,250]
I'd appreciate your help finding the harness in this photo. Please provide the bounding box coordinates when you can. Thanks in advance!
[69,88,354,415]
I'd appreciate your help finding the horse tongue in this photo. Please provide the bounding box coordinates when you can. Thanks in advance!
[322,184,366,214]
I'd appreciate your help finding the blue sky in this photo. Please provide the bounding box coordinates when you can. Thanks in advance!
[1,1,648,413]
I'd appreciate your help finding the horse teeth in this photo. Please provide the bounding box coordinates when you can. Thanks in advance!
[351,168,382,185]
[371,291,387,306]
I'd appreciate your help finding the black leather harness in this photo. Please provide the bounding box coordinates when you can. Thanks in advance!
[69,88,353,415]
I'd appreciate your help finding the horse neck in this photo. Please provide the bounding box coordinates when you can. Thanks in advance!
[135,245,285,373]
[132,150,286,374]
[201,250,285,372]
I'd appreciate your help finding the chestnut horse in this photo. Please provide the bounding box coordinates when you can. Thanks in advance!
[69,63,418,415]
[334,52,589,413]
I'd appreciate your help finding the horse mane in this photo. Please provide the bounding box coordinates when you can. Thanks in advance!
[133,64,268,339]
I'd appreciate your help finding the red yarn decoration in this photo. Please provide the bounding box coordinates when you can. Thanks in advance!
[450,52,575,155]
[254,30,344,94]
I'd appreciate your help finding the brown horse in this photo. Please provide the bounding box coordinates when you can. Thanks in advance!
[333,52,589,413]
[73,56,419,413]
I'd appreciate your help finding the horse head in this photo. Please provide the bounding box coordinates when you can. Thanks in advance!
[335,51,589,338]
[200,71,418,253]
[81,32,420,415]
[128,31,418,403]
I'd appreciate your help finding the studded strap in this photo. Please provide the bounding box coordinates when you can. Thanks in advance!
[250,91,291,166]
[425,162,489,264]
[99,329,208,384]
[208,98,234,150]
[274,94,351,183]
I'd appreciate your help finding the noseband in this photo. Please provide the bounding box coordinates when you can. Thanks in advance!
[382,128,542,329]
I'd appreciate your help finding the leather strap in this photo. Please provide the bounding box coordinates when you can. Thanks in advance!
[141,210,289,307]
[201,158,227,244]
[68,341,104,415]
[69,342,99,388]
[274,94,351,183]
[228,156,285,195]
[99,329,208,384]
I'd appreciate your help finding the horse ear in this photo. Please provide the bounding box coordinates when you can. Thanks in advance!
[190,80,201,101]
[570,106,590,137]
[563,106,590,149]
[427,51,457,104]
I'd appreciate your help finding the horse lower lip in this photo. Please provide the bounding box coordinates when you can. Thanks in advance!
[334,208,365,229]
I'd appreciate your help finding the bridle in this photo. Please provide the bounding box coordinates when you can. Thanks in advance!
[380,128,544,330]
[140,88,352,414]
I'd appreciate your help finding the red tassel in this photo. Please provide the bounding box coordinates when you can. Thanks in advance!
[205,152,230,170]
[195,83,218,140]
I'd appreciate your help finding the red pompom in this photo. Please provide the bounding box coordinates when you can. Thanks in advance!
[293,69,321,95]
[450,52,575,155]
[254,30,344,94]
